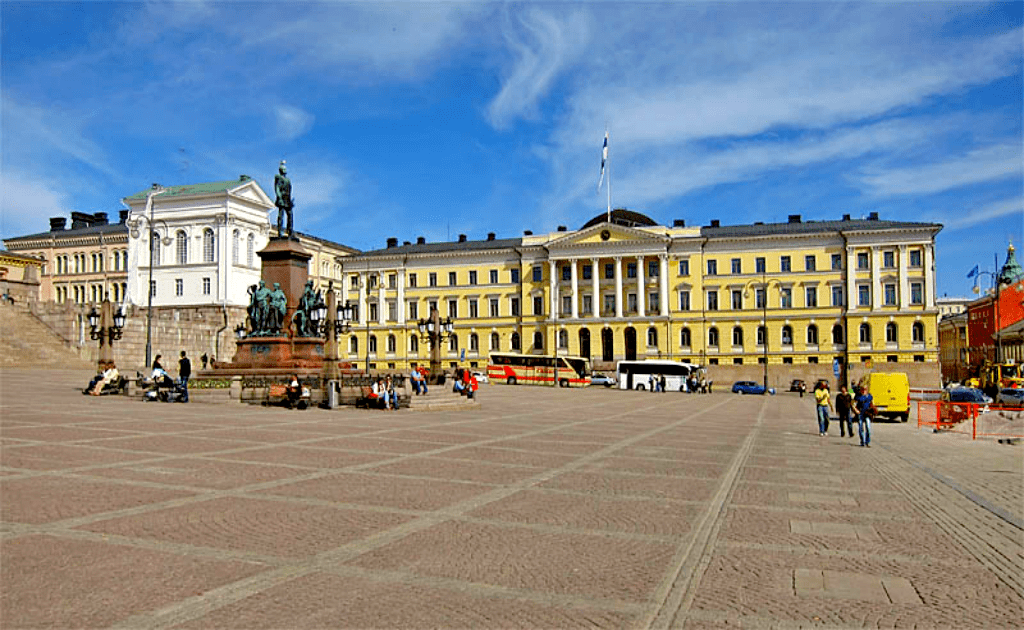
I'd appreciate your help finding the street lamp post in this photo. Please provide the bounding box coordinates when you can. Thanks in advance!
[972,255,1004,364]
[141,184,168,368]
[313,281,354,380]
[88,294,127,371]
[744,272,781,392]
[417,305,454,383]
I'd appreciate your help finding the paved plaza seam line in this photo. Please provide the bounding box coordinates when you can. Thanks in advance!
[643,400,765,630]
[107,397,737,629]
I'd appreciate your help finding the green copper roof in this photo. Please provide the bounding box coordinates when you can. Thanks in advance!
[123,177,257,202]
[999,243,1023,284]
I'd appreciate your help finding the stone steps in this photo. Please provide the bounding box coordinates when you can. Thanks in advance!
[0,304,94,369]
[405,391,479,411]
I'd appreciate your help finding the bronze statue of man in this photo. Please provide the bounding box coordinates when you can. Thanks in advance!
[268,282,287,335]
[250,280,271,335]
[274,160,294,238]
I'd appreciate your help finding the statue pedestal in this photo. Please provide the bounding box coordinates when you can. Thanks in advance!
[230,337,324,369]
[259,237,313,331]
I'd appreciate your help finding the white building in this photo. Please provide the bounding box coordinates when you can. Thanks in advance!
[123,176,274,308]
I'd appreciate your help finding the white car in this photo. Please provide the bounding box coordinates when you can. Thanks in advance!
[996,388,1024,407]
[471,371,489,384]
[590,373,615,387]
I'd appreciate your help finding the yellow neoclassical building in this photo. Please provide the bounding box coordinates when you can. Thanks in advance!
[336,210,942,386]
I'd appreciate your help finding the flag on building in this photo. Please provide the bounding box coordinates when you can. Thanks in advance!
[597,131,609,191]
[967,265,979,279]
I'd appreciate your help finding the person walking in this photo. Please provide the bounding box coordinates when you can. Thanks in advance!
[836,385,854,438]
[178,351,191,402]
[814,381,832,436]
[659,374,667,393]
[853,385,874,447]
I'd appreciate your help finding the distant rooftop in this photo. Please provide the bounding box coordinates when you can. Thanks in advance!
[123,176,259,203]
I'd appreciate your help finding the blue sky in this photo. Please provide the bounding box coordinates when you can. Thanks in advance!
[1,1,1021,298]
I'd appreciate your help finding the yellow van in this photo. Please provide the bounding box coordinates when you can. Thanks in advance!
[858,372,911,422]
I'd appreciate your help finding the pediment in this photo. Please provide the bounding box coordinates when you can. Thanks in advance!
[229,181,274,208]
[548,222,669,250]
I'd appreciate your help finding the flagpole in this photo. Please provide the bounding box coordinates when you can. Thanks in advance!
[606,149,612,222]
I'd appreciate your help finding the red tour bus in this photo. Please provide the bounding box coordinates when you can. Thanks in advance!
[487,352,592,387]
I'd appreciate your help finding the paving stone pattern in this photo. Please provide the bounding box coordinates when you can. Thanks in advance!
[1,368,1021,629]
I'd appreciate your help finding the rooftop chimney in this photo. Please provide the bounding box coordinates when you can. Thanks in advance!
[458,234,467,243]
[673,219,686,227]
[70,211,93,230]
[842,214,851,221]
[524,230,533,236]
[416,236,426,244]
[92,212,109,225]
[788,214,801,223]
[709,219,720,228]
[487,232,496,241]
[403,241,411,246]
[386,237,398,248]
[119,210,129,224]
[557,225,567,232]
[867,211,879,221]
[49,217,66,232]
[239,174,251,181]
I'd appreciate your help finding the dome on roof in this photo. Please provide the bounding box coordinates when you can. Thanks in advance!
[581,208,658,230]
[998,242,1023,285]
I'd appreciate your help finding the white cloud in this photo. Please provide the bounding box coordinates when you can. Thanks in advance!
[858,144,1022,196]
[273,105,315,141]
[2,97,118,178]
[486,8,589,129]
[941,197,1024,230]
[0,172,72,239]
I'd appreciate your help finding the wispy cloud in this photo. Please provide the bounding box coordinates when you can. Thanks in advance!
[941,197,1024,230]
[273,105,315,141]
[0,171,72,239]
[2,97,118,179]
[858,144,1022,196]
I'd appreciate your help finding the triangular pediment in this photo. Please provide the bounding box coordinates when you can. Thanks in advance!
[229,180,274,208]
[548,222,668,249]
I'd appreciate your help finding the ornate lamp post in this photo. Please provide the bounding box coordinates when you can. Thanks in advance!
[744,273,782,392]
[87,295,126,371]
[127,184,170,367]
[313,281,354,381]
[417,305,454,383]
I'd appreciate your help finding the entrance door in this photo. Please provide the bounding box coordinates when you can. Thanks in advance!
[624,327,637,361]
[579,329,591,360]
[601,327,614,362]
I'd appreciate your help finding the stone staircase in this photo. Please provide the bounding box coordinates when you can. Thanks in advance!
[405,388,480,411]
[0,303,94,369]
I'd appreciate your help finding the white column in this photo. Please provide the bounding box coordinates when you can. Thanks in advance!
[377,275,386,325]
[570,259,579,319]
[898,245,908,310]
[846,247,857,312]
[924,244,935,309]
[591,257,600,318]
[549,259,558,320]
[614,256,623,318]
[358,272,368,325]
[637,255,646,317]
[397,269,406,324]
[871,247,882,310]
[660,255,669,317]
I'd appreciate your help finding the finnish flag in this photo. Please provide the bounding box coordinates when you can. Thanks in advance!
[967,265,979,279]
[598,131,609,191]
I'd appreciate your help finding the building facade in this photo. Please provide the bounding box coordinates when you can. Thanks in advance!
[336,210,942,386]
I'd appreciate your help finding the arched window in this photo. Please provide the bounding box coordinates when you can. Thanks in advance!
[491,332,500,350]
[732,326,743,346]
[807,324,819,346]
[232,229,240,264]
[387,334,396,353]
[558,329,568,348]
[203,229,215,262]
[533,331,544,350]
[349,336,358,354]
[708,327,719,347]
[886,322,898,343]
[121,251,128,270]
[832,324,845,345]
[176,230,188,264]
[410,336,419,353]
[368,335,377,353]
[449,334,459,352]
[781,325,793,345]
[511,332,521,351]
[680,327,691,347]
[859,323,871,344]
[247,234,255,267]
[912,322,925,343]
[150,234,161,266]
[470,333,480,351]
[647,326,658,347]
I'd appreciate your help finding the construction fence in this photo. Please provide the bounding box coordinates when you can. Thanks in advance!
[916,400,1024,440]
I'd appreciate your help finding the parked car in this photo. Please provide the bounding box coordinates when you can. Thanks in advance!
[996,388,1024,407]
[590,373,615,387]
[939,387,991,423]
[732,381,774,395]
[471,371,489,384]
[789,379,806,393]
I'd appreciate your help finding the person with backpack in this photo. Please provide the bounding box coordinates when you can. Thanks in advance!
[853,385,875,447]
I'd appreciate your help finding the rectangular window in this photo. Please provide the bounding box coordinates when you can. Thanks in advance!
[858,285,870,306]
[604,294,616,315]
[469,270,477,285]
[532,265,542,282]
[731,258,741,274]
[369,302,378,321]
[627,262,637,278]
[490,269,498,284]
[679,290,691,311]
[582,264,592,280]
[510,297,520,316]
[408,273,417,288]
[533,296,543,315]
[429,272,437,287]
[706,290,718,311]
[387,301,397,321]
[731,290,742,310]
[780,288,792,309]
[510,268,520,283]
[582,294,592,314]
[448,271,457,286]
[707,259,717,276]
[911,282,923,305]
[408,301,418,320]
[755,257,765,273]
[351,275,359,290]
[780,256,791,272]
[605,263,614,279]
[388,273,396,289]
[755,288,765,309]
[561,265,571,281]
[883,251,895,268]
[831,285,843,306]
[369,274,378,289]
[678,260,690,276]
[884,283,897,305]
[805,286,817,308]
[202,277,211,295]
[649,260,659,277]
[649,292,659,312]
[448,299,458,318]
[489,298,499,317]
[831,254,842,270]
[805,255,816,271]
[175,278,183,297]
[857,252,869,269]
[910,250,922,267]
[562,295,572,314]
[627,293,637,312]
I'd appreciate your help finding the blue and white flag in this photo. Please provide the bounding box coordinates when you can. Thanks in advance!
[597,131,609,191]
[967,265,979,279]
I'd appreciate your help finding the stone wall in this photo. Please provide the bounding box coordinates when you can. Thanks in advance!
[703,360,941,391]
[29,302,247,371]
